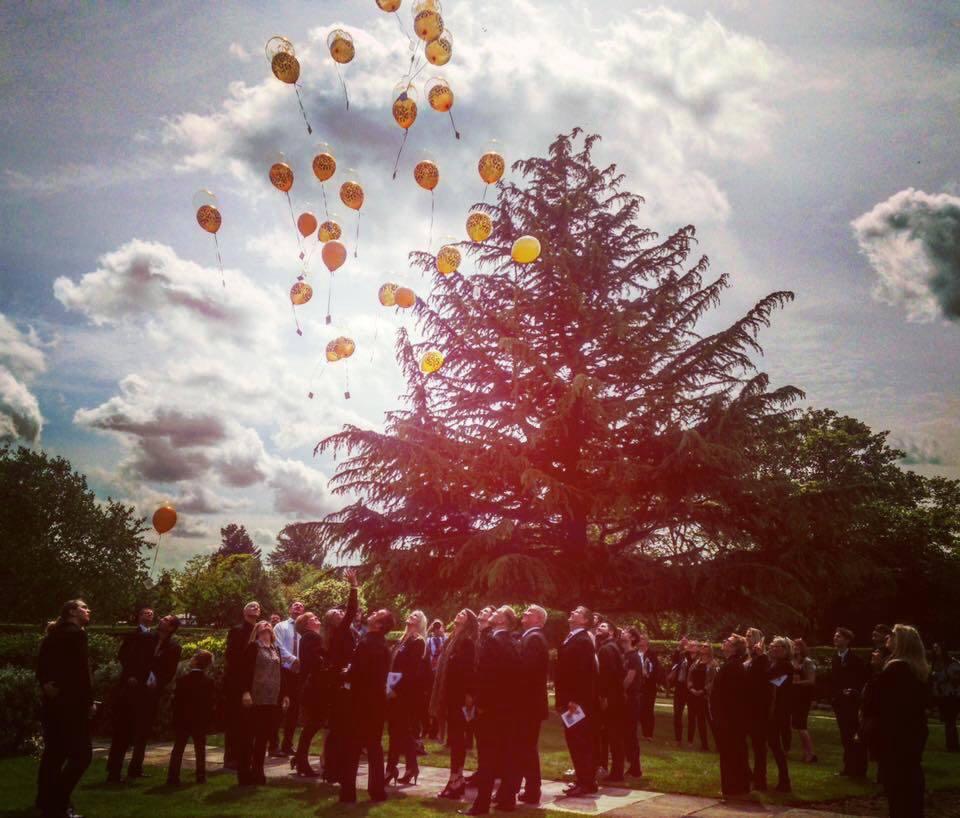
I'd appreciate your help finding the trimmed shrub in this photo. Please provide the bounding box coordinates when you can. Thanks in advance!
[0,666,40,754]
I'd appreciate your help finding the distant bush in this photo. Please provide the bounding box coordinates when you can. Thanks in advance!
[0,667,39,754]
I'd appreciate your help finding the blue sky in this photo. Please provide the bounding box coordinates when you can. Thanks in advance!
[1,1,958,568]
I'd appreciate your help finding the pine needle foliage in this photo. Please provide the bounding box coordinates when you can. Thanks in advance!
[316,129,802,610]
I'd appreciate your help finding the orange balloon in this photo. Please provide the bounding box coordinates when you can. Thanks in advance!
[297,212,318,238]
[394,286,416,308]
[318,219,342,242]
[340,181,364,211]
[269,162,294,192]
[414,160,439,191]
[335,336,356,358]
[152,505,177,535]
[393,94,418,130]
[325,340,341,362]
[312,152,336,182]
[196,205,222,234]
[271,52,301,84]
[478,152,505,185]
[322,240,347,272]
[290,281,313,305]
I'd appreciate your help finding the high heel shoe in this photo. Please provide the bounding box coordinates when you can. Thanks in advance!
[293,756,320,777]
[384,765,400,786]
[438,777,466,799]
[397,767,419,786]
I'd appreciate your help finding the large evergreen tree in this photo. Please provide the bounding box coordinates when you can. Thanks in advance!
[317,130,801,609]
[267,522,328,568]
[216,523,260,560]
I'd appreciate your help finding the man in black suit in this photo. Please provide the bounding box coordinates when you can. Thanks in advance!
[831,627,869,777]
[166,649,215,785]
[323,569,359,784]
[744,628,771,790]
[515,605,549,805]
[596,620,626,782]
[223,600,260,769]
[340,606,395,804]
[635,633,659,740]
[556,605,598,797]
[460,605,522,815]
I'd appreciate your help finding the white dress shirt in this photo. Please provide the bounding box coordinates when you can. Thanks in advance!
[274,617,300,670]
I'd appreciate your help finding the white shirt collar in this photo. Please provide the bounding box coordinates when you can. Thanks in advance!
[492,628,509,637]
[139,624,151,634]
[522,626,542,638]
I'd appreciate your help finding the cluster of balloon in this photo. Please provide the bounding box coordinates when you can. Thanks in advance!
[511,235,541,264]
[413,153,439,247]
[269,153,305,256]
[326,335,356,398]
[420,348,444,374]
[327,29,355,109]
[312,142,337,215]
[391,80,419,178]
[265,36,313,135]
[151,504,177,575]
[380,283,416,309]
[479,142,506,201]
[192,189,225,287]
[436,242,461,275]
[339,169,365,256]
[290,281,313,335]
[425,76,459,139]
[321,239,347,323]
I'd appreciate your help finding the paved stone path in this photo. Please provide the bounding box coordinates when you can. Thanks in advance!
[93,744,870,818]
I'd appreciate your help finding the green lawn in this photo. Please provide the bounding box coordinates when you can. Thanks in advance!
[2,700,957,817]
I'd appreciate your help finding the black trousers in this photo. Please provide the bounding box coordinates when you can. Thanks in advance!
[470,711,519,811]
[881,750,925,818]
[638,688,656,738]
[714,722,749,797]
[599,704,625,777]
[939,697,959,751]
[106,688,158,778]
[167,729,206,782]
[515,716,543,796]
[687,693,709,749]
[340,720,385,802]
[563,712,596,789]
[222,686,242,765]
[672,686,688,742]
[834,697,866,775]
[747,721,768,788]
[294,698,325,763]
[766,718,790,788]
[274,668,301,750]
[624,698,642,770]
[237,704,279,784]
[325,687,351,783]
[37,710,92,818]
[386,697,419,772]
[446,703,469,772]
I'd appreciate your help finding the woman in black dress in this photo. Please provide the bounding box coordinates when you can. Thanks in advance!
[686,641,715,751]
[429,608,478,798]
[876,624,930,818]
[386,609,427,785]
[291,611,325,776]
[711,634,750,800]
[766,637,793,792]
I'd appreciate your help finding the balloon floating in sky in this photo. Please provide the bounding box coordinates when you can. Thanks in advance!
[311,142,336,216]
[391,81,418,179]
[265,36,313,135]
[479,144,506,204]
[420,349,444,374]
[425,30,453,66]
[339,170,365,256]
[269,154,305,258]
[318,217,342,243]
[394,286,416,308]
[378,283,399,306]
[436,244,461,275]
[466,211,493,242]
[289,281,312,335]
[322,239,347,272]
[150,503,177,575]
[192,189,226,287]
[298,211,318,238]
[414,158,439,191]
[511,235,541,264]
[425,76,459,139]
[335,336,356,359]
[412,0,444,42]
[327,29,354,109]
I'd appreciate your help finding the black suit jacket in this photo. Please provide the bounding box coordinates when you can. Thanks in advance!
[328,587,359,672]
[744,651,772,725]
[831,651,869,702]
[172,669,215,733]
[518,628,550,722]
[224,621,253,693]
[597,639,626,709]
[117,627,157,685]
[711,656,748,731]
[474,629,520,716]
[299,629,328,699]
[150,637,182,692]
[555,630,597,714]
[347,630,390,731]
[443,636,476,710]
[37,622,93,715]
[390,635,426,701]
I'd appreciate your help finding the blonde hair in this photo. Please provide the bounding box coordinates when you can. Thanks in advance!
[407,609,428,636]
[745,628,765,649]
[769,636,794,661]
[249,620,276,645]
[887,624,930,682]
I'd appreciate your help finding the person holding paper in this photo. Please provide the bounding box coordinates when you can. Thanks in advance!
[459,605,521,815]
[766,636,794,792]
[430,608,478,799]
[555,605,598,797]
[386,609,427,786]
[340,607,395,803]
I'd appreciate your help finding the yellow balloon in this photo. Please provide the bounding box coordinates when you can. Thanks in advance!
[377,0,402,10]
[335,336,356,359]
[328,29,355,64]
[436,245,461,275]
[325,340,341,362]
[393,94,418,129]
[340,180,364,210]
[196,205,222,234]
[414,9,443,41]
[378,283,399,306]
[425,32,452,66]
[478,151,505,185]
[312,152,336,182]
[511,235,541,264]
[414,160,439,191]
[290,281,313,305]
[318,219,342,242]
[426,79,454,112]
[269,162,294,192]
[271,51,300,84]
[466,211,493,242]
[420,349,444,374]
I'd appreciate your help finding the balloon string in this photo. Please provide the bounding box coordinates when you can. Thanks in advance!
[354,211,361,257]
[406,40,423,80]
[481,184,488,203]
[395,11,412,45]
[213,233,225,288]
[391,129,409,179]
[321,183,329,218]
[449,110,461,140]
[292,303,303,336]
[326,272,334,324]
[151,532,163,577]
[408,59,428,86]
[428,190,435,250]
[286,192,303,255]
[294,84,313,134]
[344,365,350,400]
[369,320,378,364]
[336,66,350,110]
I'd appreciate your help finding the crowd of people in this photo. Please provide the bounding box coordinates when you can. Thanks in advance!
[33,582,958,818]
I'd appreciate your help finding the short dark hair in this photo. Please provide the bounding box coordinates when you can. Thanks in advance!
[166,615,181,633]
[625,626,642,647]
[873,624,892,635]
[836,627,855,643]
[192,649,213,670]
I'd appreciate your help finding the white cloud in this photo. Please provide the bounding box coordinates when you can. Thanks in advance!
[852,188,960,323]
[0,314,47,444]
[229,42,252,61]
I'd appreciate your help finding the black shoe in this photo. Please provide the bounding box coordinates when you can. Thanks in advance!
[562,785,594,798]
[602,773,625,784]
[397,768,419,786]
[439,780,467,799]
[626,766,643,777]
[384,765,400,786]
[517,791,540,805]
